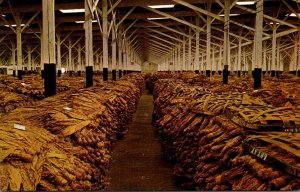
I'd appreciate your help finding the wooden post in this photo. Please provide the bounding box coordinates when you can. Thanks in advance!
[68,38,72,73]
[237,37,242,76]
[177,45,181,72]
[298,31,300,74]
[118,31,123,78]
[219,46,222,73]
[271,26,276,77]
[102,0,109,81]
[56,32,62,76]
[85,0,94,87]
[16,12,23,79]
[188,28,192,71]
[263,41,267,72]
[223,0,230,84]
[253,0,263,88]
[27,45,32,72]
[77,42,82,76]
[111,26,116,81]
[206,1,212,76]
[182,38,186,71]
[42,0,56,96]
[195,17,200,73]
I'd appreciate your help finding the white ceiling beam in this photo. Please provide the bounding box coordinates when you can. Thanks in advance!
[117,6,136,27]
[172,0,224,21]
[108,0,122,14]
[21,12,40,32]
[123,19,138,35]
[146,27,183,42]
[143,6,206,32]
[146,20,189,38]
[236,4,297,28]
[146,33,177,46]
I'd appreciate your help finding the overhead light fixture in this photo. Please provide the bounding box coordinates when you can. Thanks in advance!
[4,24,25,27]
[1,14,6,17]
[147,17,169,20]
[75,20,97,23]
[148,4,175,9]
[219,13,240,16]
[236,1,255,5]
[286,13,300,17]
[269,22,280,25]
[59,9,85,13]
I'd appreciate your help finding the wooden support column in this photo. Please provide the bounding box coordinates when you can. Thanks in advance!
[112,27,117,81]
[102,0,109,81]
[118,31,123,78]
[27,45,32,72]
[195,17,200,74]
[123,39,127,75]
[188,28,192,71]
[42,0,56,97]
[237,37,242,76]
[223,0,230,84]
[206,1,212,77]
[177,45,181,72]
[298,31,300,75]
[77,42,82,76]
[271,26,277,77]
[277,42,280,73]
[212,47,215,75]
[85,0,94,87]
[182,38,186,71]
[68,38,72,73]
[253,0,263,88]
[16,12,23,79]
[218,46,222,73]
[263,42,267,73]
[56,32,62,77]
[243,47,246,73]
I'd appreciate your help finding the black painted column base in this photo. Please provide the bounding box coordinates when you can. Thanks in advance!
[123,70,126,76]
[237,71,241,77]
[112,70,117,81]
[58,70,62,77]
[212,71,216,76]
[195,70,200,74]
[253,68,262,89]
[86,66,93,88]
[271,70,276,77]
[17,70,22,80]
[13,70,16,77]
[41,70,45,79]
[223,65,229,85]
[298,70,300,77]
[44,64,56,97]
[119,70,123,78]
[218,71,222,75]
[206,70,211,77]
[103,68,108,81]
[77,71,81,77]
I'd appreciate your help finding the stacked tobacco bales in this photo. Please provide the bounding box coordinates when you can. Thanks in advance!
[0,91,35,117]
[0,73,144,190]
[152,74,300,190]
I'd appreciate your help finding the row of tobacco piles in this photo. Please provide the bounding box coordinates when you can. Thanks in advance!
[0,73,144,190]
[148,72,300,190]
[0,75,106,117]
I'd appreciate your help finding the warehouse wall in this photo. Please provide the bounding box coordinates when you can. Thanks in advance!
[142,61,158,73]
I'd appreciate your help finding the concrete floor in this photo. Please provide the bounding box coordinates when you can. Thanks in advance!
[108,91,181,191]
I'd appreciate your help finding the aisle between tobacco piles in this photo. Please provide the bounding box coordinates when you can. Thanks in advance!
[109,90,180,190]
